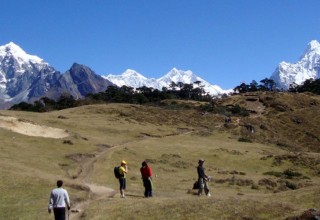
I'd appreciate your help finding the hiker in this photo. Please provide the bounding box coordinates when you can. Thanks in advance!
[140,161,153,197]
[48,180,71,220]
[197,159,211,196]
[244,124,255,133]
[119,160,128,198]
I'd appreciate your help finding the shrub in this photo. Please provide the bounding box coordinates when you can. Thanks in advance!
[283,169,302,179]
[238,137,252,142]
[251,183,260,190]
[230,104,249,116]
[263,171,282,177]
[285,181,297,190]
[258,178,277,188]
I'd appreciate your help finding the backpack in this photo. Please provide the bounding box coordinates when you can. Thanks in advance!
[114,166,122,179]
[193,180,199,189]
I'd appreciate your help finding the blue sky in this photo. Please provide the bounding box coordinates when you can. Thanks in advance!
[1,0,320,89]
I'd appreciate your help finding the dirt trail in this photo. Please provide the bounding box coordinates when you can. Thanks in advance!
[70,183,117,220]
[68,143,119,220]
[69,130,196,220]
[0,115,196,219]
[0,115,115,219]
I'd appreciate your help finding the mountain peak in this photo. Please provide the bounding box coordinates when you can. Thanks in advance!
[0,42,45,64]
[105,68,227,95]
[301,40,320,59]
[271,40,320,89]
[0,42,25,57]
[171,67,179,72]
[123,69,142,76]
[2,42,24,52]
[167,68,193,77]
[308,40,320,50]
[120,69,150,81]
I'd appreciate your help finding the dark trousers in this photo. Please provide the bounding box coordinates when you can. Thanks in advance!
[53,207,66,220]
[119,178,126,190]
[198,178,210,195]
[143,178,152,197]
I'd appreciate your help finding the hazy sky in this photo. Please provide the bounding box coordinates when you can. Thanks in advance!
[2,0,320,89]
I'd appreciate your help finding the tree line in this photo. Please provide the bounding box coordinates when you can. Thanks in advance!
[9,77,320,112]
[288,78,320,94]
[9,81,212,112]
[233,78,277,93]
[233,77,320,94]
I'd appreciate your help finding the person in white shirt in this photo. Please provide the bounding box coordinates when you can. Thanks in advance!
[48,180,71,220]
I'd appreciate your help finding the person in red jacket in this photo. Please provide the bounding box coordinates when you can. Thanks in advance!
[140,161,153,197]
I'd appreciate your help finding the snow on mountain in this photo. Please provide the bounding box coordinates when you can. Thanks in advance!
[0,42,115,109]
[0,42,53,103]
[0,42,49,91]
[105,67,229,96]
[0,42,48,72]
[158,68,227,95]
[105,69,159,89]
[270,40,320,89]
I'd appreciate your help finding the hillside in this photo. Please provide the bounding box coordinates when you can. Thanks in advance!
[218,92,320,153]
[0,92,319,219]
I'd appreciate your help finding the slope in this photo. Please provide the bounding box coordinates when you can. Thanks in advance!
[0,95,319,219]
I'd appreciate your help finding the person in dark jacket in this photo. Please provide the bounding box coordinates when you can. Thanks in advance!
[197,159,211,196]
[140,161,153,197]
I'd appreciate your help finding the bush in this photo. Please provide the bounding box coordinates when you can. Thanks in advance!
[263,169,303,179]
[230,104,249,116]
[263,171,282,177]
[283,169,302,179]
[285,181,297,190]
[238,137,252,142]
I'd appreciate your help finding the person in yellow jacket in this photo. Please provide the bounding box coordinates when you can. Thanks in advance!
[119,160,128,198]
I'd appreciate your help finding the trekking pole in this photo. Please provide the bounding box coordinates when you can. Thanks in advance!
[68,209,70,220]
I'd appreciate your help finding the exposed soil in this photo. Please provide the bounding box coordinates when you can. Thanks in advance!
[0,116,69,138]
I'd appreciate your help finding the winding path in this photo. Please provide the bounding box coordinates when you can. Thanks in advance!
[69,130,195,220]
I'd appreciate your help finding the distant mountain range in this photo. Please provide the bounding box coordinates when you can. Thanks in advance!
[0,40,319,109]
[105,40,320,92]
[0,43,114,109]
[104,68,229,96]
[0,42,230,109]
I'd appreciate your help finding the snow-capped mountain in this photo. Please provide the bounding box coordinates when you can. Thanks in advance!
[0,42,114,109]
[105,68,229,96]
[158,68,228,95]
[0,42,57,103]
[0,42,48,73]
[105,69,160,89]
[0,41,231,109]
[270,40,320,89]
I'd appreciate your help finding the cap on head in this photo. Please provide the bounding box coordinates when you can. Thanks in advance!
[121,160,127,165]
[198,159,205,163]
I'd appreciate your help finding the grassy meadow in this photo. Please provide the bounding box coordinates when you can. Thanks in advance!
[0,95,319,219]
